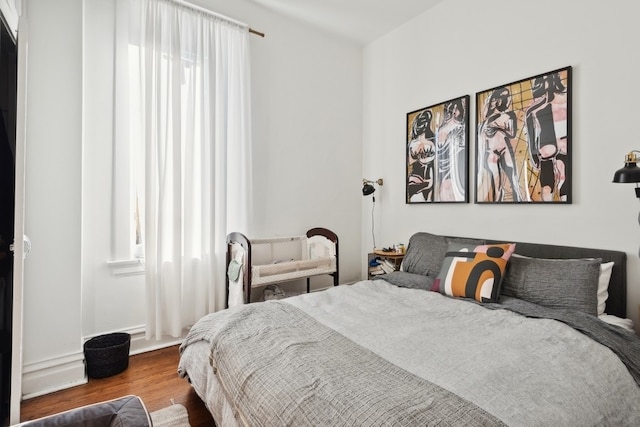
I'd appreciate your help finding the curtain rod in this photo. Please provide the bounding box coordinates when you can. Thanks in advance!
[171,0,265,38]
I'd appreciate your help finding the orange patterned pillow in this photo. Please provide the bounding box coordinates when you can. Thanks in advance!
[434,242,516,303]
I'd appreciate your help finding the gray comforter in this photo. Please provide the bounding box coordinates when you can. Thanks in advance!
[180,280,640,426]
[485,296,640,386]
[379,270,640,387]
[183,301,505,426]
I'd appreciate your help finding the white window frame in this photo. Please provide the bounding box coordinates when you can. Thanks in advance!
[108,3,144,276]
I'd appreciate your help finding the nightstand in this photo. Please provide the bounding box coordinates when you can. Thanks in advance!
[368,250,405,279]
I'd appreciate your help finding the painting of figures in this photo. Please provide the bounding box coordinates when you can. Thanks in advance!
[406,95,469,203]
[475,66,571,203]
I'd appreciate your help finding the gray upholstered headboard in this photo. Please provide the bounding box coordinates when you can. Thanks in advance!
[483,238,627,318]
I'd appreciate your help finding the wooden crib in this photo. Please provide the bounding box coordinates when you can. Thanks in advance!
[225,227,339,307]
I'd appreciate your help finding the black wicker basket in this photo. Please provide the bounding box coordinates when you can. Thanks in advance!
[83,332,131,379]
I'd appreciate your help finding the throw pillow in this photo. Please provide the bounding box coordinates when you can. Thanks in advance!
[434,242,516,303]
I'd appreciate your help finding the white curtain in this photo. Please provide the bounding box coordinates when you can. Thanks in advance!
[124,0,252,339]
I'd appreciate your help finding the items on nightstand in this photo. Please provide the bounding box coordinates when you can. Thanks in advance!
[368,248,405,279]
[374,249,405,267]
[378,258,397,274]
[368,257,385,277]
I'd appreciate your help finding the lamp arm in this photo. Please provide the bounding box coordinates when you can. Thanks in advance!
[363,178,384,186]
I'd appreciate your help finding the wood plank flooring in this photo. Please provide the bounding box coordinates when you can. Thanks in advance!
[19,345,215,426]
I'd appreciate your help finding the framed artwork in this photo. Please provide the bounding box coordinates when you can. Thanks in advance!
[406,95,470,203]
[475,66,572,203]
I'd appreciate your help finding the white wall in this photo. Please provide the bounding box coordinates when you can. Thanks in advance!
[190,0,364,291]
[21,0,85,396]
[362,0,640,328]
[82,0,149,343]
[21,0,363,397]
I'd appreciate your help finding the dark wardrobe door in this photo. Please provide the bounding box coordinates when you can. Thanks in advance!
[0,16,17,427]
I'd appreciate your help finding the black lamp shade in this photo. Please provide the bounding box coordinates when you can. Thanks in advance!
[612,162,640,183]
[362,183,375,196]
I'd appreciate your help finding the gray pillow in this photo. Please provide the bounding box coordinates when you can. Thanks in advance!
[373,270,435,291]
[401,232,484,277]
[502,256,601,316]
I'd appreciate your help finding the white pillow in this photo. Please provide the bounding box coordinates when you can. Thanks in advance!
[597,261,614,316]
[598,313,635,332]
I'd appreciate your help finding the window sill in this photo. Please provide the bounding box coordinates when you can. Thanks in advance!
[107,258,145,277]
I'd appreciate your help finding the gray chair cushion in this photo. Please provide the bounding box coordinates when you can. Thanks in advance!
[22,395,151,427]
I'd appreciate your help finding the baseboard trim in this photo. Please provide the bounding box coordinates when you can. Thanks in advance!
[123,325,184,355]
[21,351,87,400]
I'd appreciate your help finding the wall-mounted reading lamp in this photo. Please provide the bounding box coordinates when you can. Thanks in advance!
[362,178,383,250]
[613,151,640,229]
[612,151,640,192]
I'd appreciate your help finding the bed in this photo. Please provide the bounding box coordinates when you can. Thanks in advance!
[178,232,640,426]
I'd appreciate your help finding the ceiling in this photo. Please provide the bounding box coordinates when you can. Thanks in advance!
[249,0,445,45]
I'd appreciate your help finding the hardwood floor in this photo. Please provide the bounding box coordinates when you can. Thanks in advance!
[19,345,215,426]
